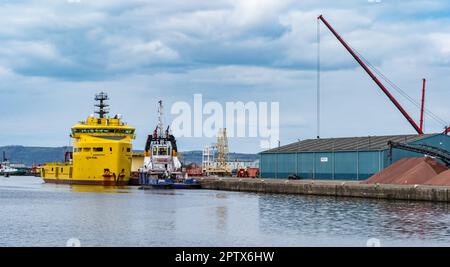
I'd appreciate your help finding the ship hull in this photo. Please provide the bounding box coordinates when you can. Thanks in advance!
[43,178,128,186]
[41,136,133,186]
[138,172,200,189]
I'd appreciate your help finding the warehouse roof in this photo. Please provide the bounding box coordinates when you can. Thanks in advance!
[262,133,441,153]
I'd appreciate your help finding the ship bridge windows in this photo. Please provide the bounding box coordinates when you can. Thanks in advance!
[83,148,91,152]
[72,128,135,134]
[93,147,103,152]
[159,147,168,155]
[119,129,134,134]
[152,145,170,156]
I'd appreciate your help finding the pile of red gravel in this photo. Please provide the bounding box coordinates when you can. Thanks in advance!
[362,157,448,185]
[425,170,450,186]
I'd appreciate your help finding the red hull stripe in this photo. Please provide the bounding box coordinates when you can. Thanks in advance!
[43,179,128,186]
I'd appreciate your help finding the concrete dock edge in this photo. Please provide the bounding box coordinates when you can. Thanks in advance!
[199,178,450,202]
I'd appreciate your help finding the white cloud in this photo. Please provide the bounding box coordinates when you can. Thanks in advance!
[0,66,13,76]
[428,33,450,54]
[0,41,73,71]
[229,0,291,27]
[106,39,180,70]
[0,0,449,152]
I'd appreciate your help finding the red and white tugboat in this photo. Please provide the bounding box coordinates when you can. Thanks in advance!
[138,101,200,189]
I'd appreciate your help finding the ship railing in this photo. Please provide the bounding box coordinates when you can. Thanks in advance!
[43,162,72,166]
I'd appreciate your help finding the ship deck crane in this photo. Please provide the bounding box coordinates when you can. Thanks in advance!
[317,15,448,135]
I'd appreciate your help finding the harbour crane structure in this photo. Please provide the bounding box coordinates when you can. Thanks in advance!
[387,141,450,167]
[317,15,449,135]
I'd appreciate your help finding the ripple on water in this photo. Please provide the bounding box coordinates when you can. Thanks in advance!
[0,177,449,246]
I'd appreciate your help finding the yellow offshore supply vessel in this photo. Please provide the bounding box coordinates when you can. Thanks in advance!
[41,92,135,185]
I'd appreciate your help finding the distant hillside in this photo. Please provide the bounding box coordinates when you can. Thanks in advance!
[0,146,71,166]
[0,146,258,166]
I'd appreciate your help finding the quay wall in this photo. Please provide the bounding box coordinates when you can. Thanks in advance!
[199,178,450,202]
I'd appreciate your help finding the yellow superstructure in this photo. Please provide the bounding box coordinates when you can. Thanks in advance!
[41,92,135,185]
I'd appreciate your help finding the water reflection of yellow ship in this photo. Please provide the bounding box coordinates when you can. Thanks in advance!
[41,92,136,186]
[69,185,132,194]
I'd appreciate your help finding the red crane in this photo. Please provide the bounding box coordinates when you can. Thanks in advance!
[419,78,426,133]
[317,15,424,135]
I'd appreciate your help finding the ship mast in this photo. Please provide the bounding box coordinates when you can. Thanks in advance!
[157,100,164,137]
[94,92,109,118]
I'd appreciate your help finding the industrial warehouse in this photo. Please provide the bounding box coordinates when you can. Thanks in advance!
[260,133,450,180]
[256,15,450,182]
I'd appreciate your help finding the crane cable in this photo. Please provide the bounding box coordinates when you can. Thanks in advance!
[323,25,450,129]
[317,18,449,131]
[349,44,447,124]
[316,18,321,139]
[349,45,449,128]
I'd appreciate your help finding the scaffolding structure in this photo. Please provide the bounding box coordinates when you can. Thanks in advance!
[202,128,232,176]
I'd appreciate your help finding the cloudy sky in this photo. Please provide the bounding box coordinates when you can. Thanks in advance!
[0,0,449,153]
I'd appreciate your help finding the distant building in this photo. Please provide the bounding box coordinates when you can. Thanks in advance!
[259,134,450,180]
[227,160,259,171]
[131,152,144,172]
[10,163,27,168]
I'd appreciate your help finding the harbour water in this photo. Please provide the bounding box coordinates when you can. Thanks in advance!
[0,176,449,247]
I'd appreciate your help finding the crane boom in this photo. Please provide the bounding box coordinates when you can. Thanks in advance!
[317,15,423,134]
[420,78,426,132]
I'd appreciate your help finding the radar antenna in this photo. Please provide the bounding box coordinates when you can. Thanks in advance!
[94,92,109,118]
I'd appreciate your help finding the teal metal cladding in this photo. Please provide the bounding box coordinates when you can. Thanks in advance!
[260,134,449,180]
[334,152,358,179]
[260,151,382,180]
